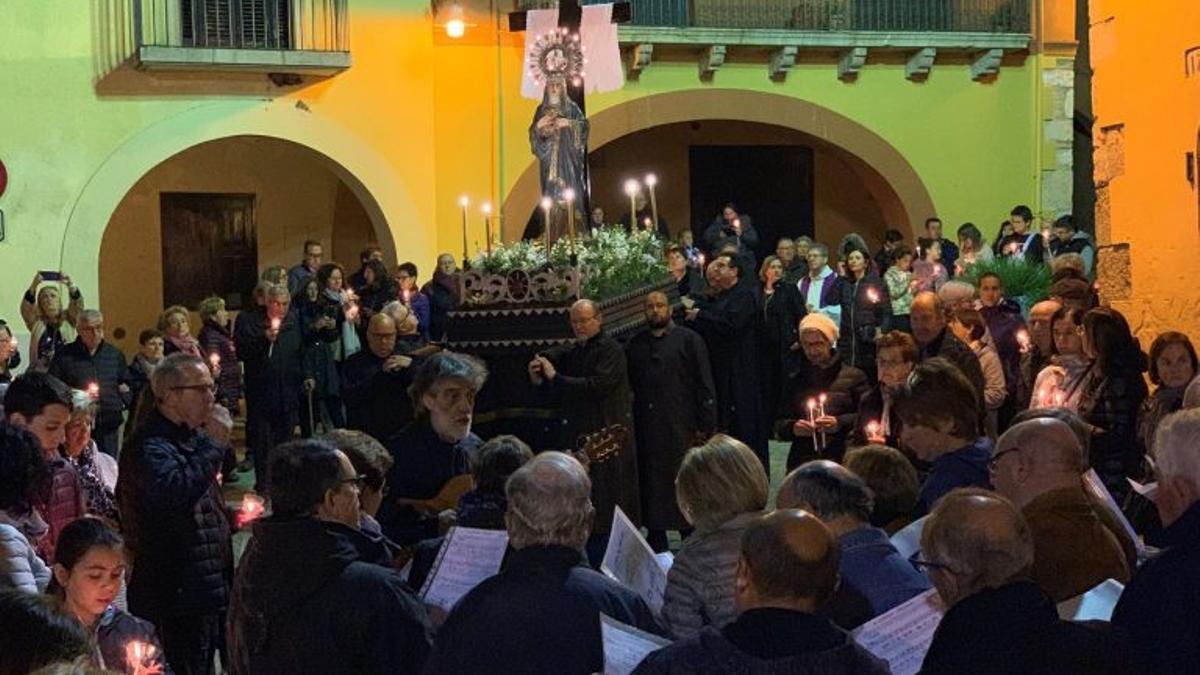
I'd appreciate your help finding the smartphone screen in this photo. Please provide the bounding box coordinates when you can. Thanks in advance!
[39,271,61,281]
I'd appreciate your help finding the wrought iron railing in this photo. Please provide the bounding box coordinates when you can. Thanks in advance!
[136,0,348,51]
[515,0,1031,33]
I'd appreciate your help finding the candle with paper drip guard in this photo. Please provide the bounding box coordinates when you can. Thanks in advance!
[125,639,158,674]
[865,287,881,304]
[237,493,266,529]
[865,420,883,443]
[86,381,100,399]
[644,173,659,231]
[806,398,823,451]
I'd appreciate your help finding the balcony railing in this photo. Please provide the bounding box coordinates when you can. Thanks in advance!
[134,0,349,73]
[516,0,1031,33]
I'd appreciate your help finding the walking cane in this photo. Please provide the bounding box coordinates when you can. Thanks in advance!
[304,380,316,437]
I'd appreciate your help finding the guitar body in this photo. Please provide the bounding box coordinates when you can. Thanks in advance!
[395,474,475,515]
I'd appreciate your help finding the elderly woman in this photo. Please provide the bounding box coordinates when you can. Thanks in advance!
[20,272,84,371]
[62,390,119,526]
[852,331,919,449]
[662,434,769,640]
[0,423,53,592]
[197,296,240,413]
[157,305,201,358]
[1138,332,1198,457]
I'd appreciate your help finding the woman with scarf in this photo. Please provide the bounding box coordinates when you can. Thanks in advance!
[157,305,202,359]
[1031,306,1093,410]
[19,272,84,371]
[421,253,461,342]
[62,390,119,527]
[315,262,362,365]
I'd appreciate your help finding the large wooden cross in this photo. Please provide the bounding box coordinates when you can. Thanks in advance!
[508,1,631,115]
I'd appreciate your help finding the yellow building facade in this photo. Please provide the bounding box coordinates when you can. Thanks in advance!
[0,0,1077,353]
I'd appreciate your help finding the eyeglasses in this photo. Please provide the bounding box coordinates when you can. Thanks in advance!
[170,383,217,394]
[337,474,367,491]
[908,550,956,574]
[987,446,1022,472]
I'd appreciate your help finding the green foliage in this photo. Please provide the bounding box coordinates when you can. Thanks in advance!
[470,227,669,301]
[963,256,1051,303]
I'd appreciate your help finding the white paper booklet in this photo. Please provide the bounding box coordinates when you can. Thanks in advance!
[601,507,669,616]
[419,526,509,613]
[601,614,671,675]
[1082,469,1145,558]
[853,588,946,675]
[1056,578,1125,622]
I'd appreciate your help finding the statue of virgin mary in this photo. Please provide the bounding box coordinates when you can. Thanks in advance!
[529,77,589,242]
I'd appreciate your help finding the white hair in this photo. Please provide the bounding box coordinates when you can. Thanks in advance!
[1155,409,1200,492]
[505,452,593,550]
[78,309,103,325]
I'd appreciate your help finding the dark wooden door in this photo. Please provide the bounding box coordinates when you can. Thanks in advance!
[160,192,259,310]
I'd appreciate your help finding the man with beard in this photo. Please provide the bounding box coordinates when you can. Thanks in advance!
[625,291,718,552]
[378,352,487,545]
[529,299,641,562]
[684,254,767,472]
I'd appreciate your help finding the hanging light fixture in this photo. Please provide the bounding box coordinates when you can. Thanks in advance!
[444,2,467,38]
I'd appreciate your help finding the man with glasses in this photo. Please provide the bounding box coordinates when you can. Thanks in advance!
[117,353,232,675]
[228,439,432,675]
[989,418,1130,601]
[287,239,324,295]
[342,313,417,443]
[915,489,1130,674]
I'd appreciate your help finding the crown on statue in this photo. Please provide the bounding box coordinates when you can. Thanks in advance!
[527,27,586,88]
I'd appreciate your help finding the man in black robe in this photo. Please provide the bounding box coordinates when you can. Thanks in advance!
[341,314,418,443]
[625,291,717,552]
[683,253,768,474]
[528,299,640,563]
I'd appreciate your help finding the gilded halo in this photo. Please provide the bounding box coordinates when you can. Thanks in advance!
[527,27,586,87]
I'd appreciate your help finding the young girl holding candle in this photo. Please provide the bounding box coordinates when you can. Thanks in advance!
[49,518,169,675]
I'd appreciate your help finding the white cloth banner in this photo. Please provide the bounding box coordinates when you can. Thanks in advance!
[520,4,625,100]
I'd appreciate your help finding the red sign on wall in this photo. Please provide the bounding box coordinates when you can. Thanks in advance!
[0,159,7,198]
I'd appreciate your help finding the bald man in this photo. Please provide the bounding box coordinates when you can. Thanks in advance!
[918,489,1131,675]
[910,291,986,405]
[530,299,640,562]
[625,291,717,551]
[778,461,929,629]
[634,510,889,674]
[990,419,1130,601]
[1016,299,1062,412]
[341,313,417,442]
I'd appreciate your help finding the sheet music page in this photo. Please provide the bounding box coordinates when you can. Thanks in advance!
[420,527,509,613]
[601,507,668,615]
[1082,469,1145,556]
[853,588,945,675]
[1126,477,1158,501]
[654,552,673,574]
[1056,578,1125,622]
[601,614,671,675]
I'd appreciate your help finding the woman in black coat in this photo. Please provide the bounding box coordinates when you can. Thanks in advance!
[836,246,891,382]
[294,278,345,437]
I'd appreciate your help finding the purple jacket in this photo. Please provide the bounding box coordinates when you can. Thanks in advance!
[798,271,840,311]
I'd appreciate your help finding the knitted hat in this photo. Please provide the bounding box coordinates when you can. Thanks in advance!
[799,313,839,345]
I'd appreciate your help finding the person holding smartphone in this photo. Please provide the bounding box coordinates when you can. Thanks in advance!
[20,271,84,371]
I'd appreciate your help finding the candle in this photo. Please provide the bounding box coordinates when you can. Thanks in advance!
[126,640,157,672]
[806,398,819,451]
[482,202,493,254]
[645,173,659,232]
[563,188,577,257]
[237,493,266,528]
[402,289,412,304]
[866,420,882,442]
[643,217,652,232]
[270,317,281,332]
[817,393,828,449]
[866,287,880,304]
[540,196,554,255]
[1016,329,1032,354]
[624,178,640,229]
[86,382,100,399]
[209,353,220,368]
[345,303,359,321]
[697,253,706,269]
[459,195,470,265]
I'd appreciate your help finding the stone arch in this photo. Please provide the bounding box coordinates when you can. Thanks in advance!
[502,89,937,242]
[60,100,422,301]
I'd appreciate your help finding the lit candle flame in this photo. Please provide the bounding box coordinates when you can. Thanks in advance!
[481,202,492,215]
[866,288,881,304]
[540,196,553,211]
[86,382,100,399]
[563,188,576,203]
[126,640,157,670]
[209,353,220,368]
[806,398,817,411]
[623,179,640,196]
[458,195,470,208]
[1016,329,1031,354]
[345,303,359,321]
[270,317,281,332]
[644,173,657,188]
[237,493,266,528]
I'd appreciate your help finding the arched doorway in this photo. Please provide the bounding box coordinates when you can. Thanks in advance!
[98,135,384,354]
[502,90,936,250]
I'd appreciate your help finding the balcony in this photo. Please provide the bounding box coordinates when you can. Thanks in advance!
[134,0,350,75]
[515,0,1031,80]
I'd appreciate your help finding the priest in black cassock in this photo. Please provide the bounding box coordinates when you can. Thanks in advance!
[683,253,769,474]
[528,299,640,563]
[626,291,718,552]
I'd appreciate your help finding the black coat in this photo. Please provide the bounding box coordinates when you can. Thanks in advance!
[95,606,172,675]
[919,580,1131,675]
[340,350,417,442]
[1111,501,1200,674]
[227,516,432,675]
[235,309,306,415]
[776,354,870,469]
[379,418,481,545]
[421,274,459,342]
[849,386,902,449]
[1078,363,1149,495]
[687,284,767,467]
[296,299,340,398]
[704,215,760,263]
[48,338,128,431]
[836,273,891,375]
[920,329,987,421]
[199,319,242,410]
[540,331,641,530]
[425,545,660,675]
[116,410,232,619]
[626,324,718,530]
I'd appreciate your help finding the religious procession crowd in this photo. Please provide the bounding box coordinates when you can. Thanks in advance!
[0,201,1198,675]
